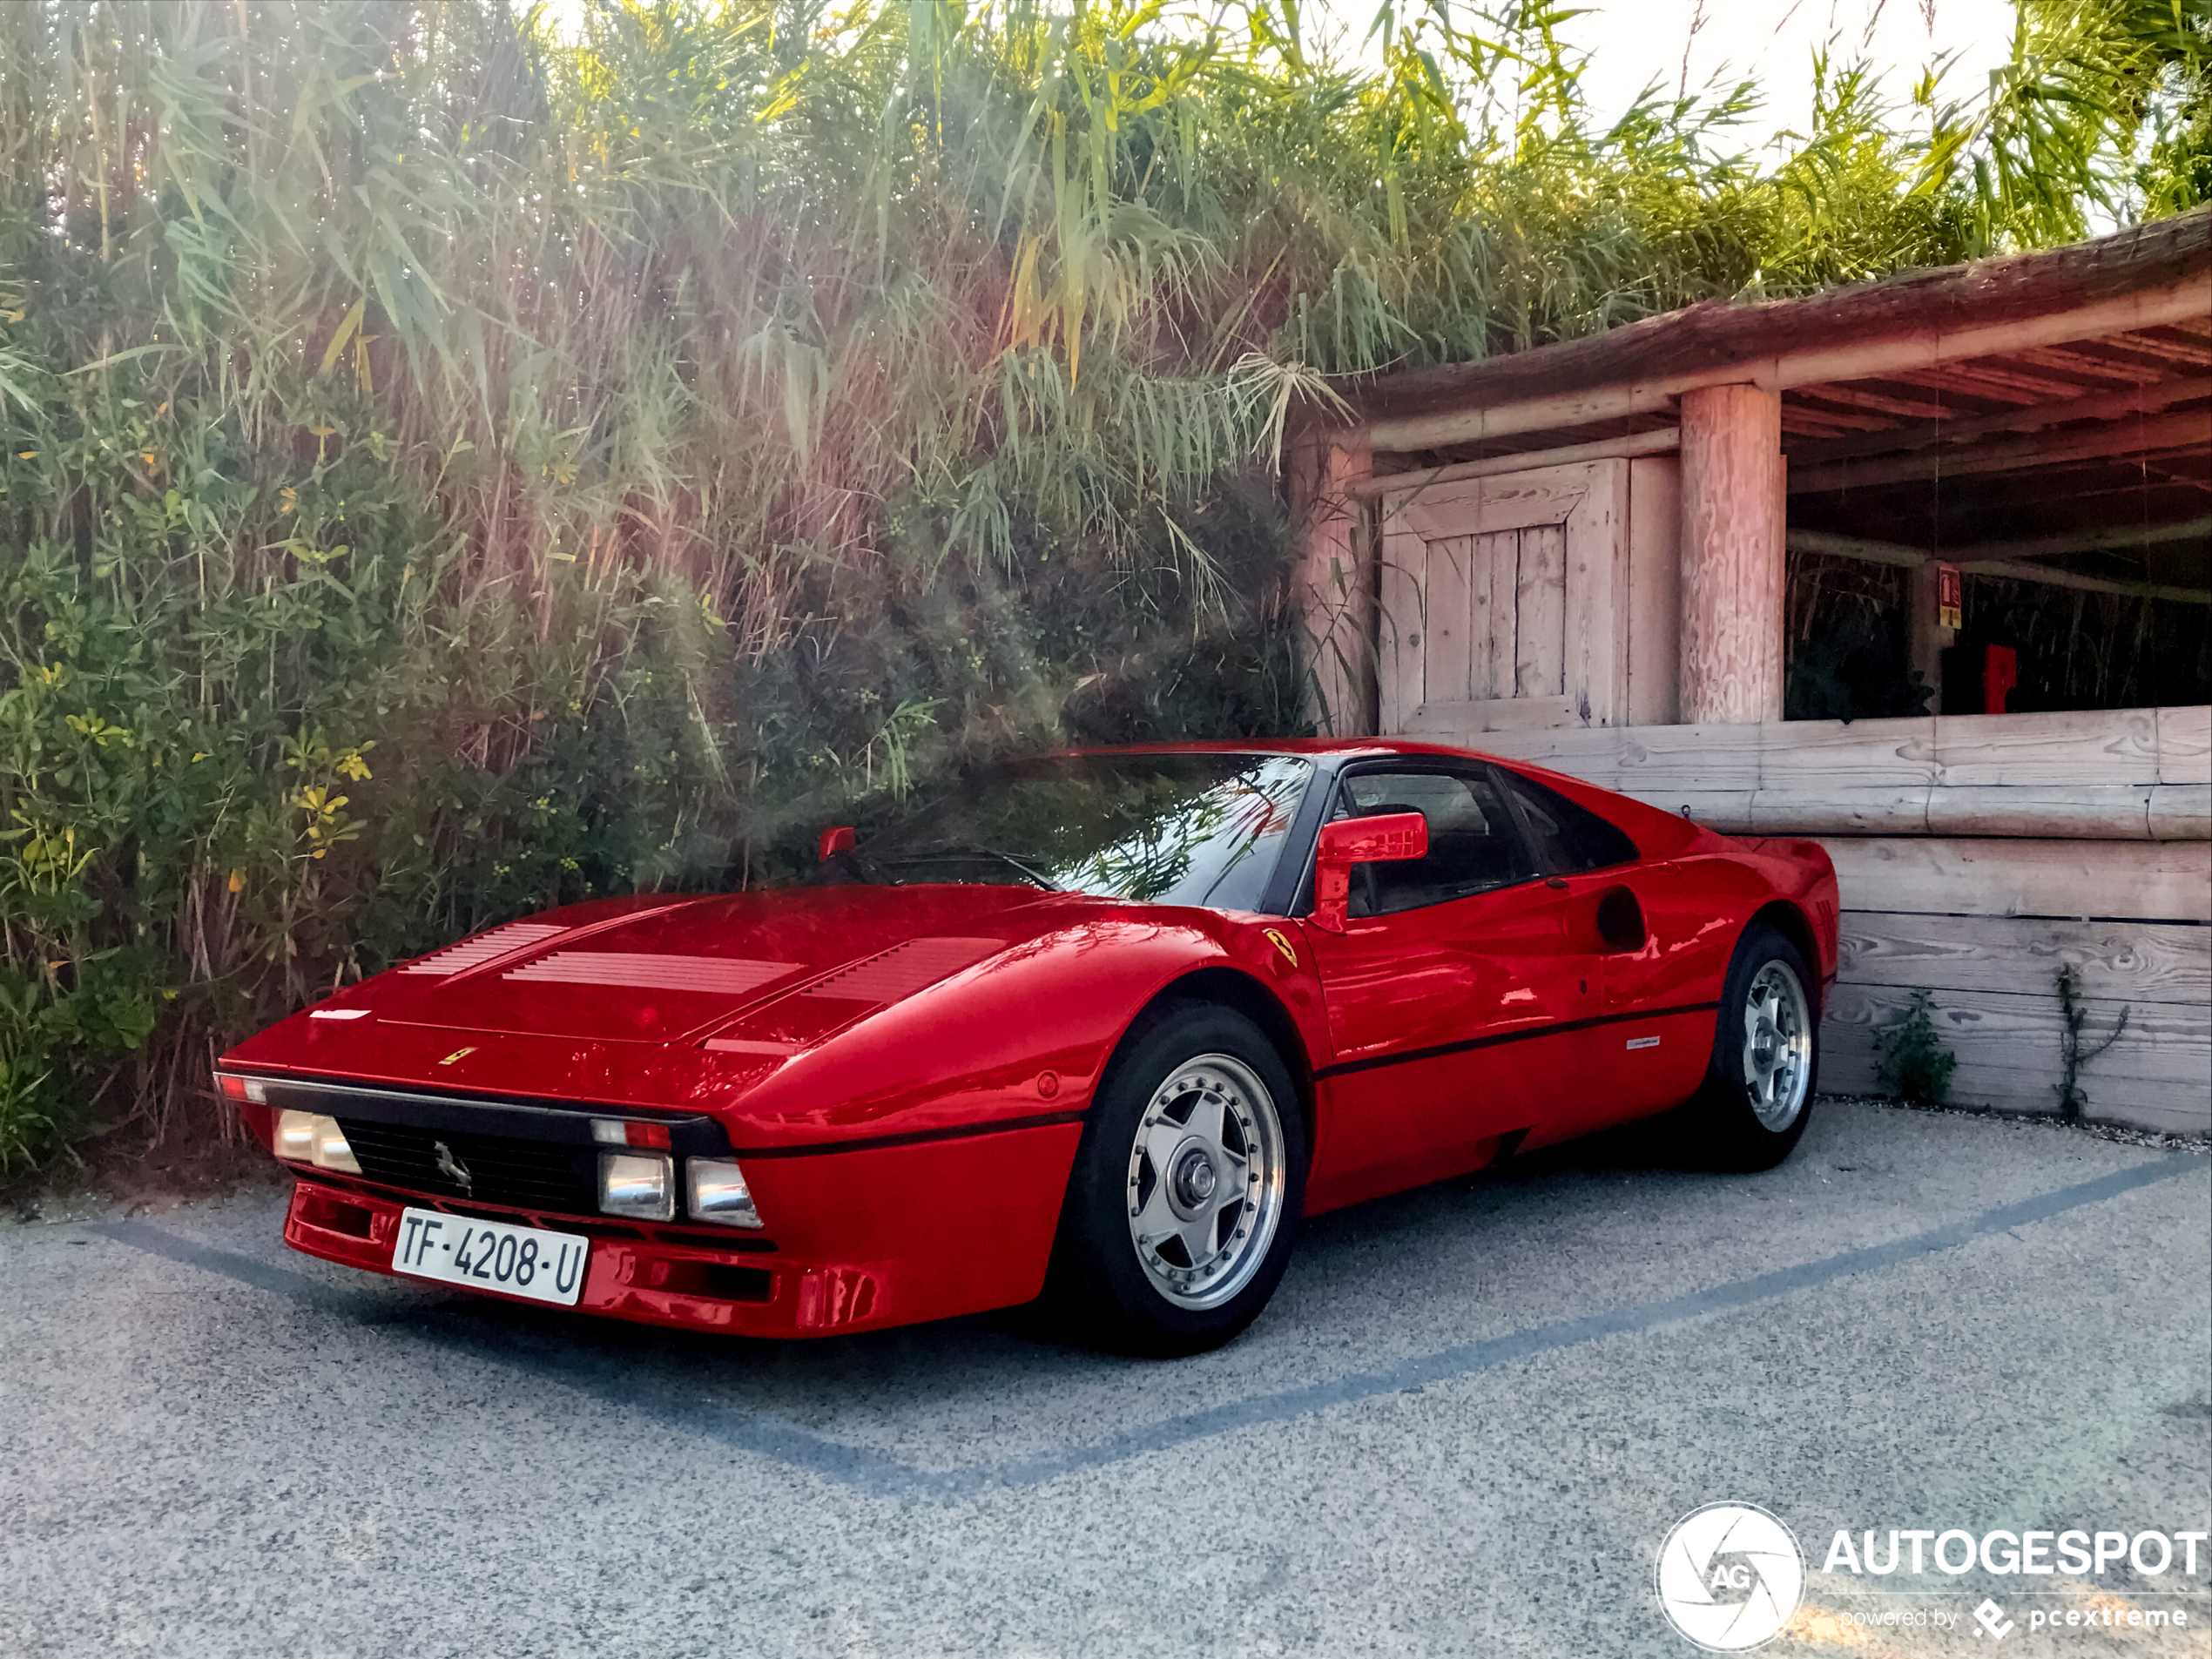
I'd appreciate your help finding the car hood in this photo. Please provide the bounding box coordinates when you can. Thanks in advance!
[368,883,1066,1047]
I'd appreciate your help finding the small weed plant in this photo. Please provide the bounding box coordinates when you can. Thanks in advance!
[1875,990,1959,1106]
[2054,964,2130,1121]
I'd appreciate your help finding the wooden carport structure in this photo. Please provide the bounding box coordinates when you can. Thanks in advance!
[1292,209,2211,1134]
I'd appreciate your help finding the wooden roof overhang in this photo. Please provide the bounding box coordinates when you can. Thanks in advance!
[1334,209,2212,598]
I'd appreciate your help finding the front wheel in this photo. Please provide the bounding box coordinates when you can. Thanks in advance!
[1048,1001,1305,1356]
[1685,922,1819,1171]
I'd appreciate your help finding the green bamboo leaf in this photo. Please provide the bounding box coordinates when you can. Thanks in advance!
[319,297,368,378]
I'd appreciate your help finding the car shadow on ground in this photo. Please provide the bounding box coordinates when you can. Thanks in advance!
[350,1097,1756,1426]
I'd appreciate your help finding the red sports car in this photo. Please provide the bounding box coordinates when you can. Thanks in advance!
[219,741,1838,1355]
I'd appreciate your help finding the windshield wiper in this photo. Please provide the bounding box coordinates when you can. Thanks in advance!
[867,845,1062,891]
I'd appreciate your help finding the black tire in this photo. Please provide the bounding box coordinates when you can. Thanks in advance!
[1048,1001,1306,1357]
[1684,921,1820,1172]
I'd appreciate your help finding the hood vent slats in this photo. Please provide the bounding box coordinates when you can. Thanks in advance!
[797,937,1001,1003]
[503,953,799,996]
[401,922,566,976]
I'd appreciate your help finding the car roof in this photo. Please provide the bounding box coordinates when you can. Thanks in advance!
[1062,737,1503,763]
[1057,738,1521,769]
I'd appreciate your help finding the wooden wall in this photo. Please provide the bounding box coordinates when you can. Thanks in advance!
[1441,706,2212,1136]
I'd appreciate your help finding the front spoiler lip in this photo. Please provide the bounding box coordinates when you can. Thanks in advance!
[283,1178,833,1336]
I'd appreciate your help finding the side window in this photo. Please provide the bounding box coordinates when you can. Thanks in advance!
[1334,769,1538,916]
[1494,769,1640,874]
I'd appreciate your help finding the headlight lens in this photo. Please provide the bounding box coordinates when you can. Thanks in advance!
[273,1109,361,1174]
[685,1159,764,1229]
[597,1151,675,1221]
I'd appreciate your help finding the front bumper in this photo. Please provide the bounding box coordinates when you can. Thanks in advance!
[286,1175,854,1336]
[249,1072,1089,1337]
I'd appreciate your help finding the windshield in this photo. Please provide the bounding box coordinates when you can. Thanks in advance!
[846,752,1313,911]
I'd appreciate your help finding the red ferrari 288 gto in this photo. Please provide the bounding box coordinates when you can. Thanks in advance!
[219,741,1838,1354]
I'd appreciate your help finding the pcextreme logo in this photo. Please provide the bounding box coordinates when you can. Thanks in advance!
[1656,1503,1806,1651]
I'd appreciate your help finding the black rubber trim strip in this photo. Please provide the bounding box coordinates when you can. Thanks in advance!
[1314,999,1723,1081]
[248,1075,734,1157]
[1258,752,1347,917]
[731,1109,1089,1160]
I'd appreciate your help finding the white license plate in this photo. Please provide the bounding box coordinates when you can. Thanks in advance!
[392,1207,589,1306]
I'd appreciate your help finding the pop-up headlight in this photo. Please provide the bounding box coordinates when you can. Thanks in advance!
[685,1159,764,1230]
[597,1151,675,1221]
[273,1109,361,1174]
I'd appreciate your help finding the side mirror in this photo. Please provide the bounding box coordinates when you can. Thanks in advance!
[817,826,856,864]
[1309,812,1428,934]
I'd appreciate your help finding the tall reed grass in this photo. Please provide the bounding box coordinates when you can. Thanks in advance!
[0,0,2200,1167]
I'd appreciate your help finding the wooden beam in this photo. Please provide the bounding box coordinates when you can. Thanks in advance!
[1790,383,1959,422]
[1955,513,2212,562]
[1818,835,2211,921]
[1789,407,2212,495]
[1453,703,2209,793]
[1347,426,1678,499]
[1787,376,2212,467]
[1355,260,2212,453]
[1959,556,2212,604]
[2005,343,2172,384]
[1679,386,1784,723]
[1838,912,2212,1003]
[1353,218,2212,430]
[1785,528,2212,602]
[2119,327,2212,368]
[1787,528,1928,568]
[1886,361,2094,403]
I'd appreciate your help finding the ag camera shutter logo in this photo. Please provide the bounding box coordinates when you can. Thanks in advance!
[1656,1502,1805,1650]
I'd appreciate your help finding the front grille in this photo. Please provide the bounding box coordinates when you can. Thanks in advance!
[338,1120,597,1216]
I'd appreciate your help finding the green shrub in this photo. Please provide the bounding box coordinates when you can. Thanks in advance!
[1874,990,1959,1107]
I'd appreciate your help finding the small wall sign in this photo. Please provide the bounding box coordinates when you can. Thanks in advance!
[1936,561,1962,631]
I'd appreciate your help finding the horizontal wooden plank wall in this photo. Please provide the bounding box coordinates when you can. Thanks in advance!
[1433,705,2211,838]
[1826,914,2209,1136]
[1821,838,2211,922]
[1445,705,2212,1136]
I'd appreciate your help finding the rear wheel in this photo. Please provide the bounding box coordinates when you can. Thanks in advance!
[1049,1001,1305,1356]
[1685,923,1819,1171]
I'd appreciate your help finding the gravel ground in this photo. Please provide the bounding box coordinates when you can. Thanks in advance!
[2,1096,2206,1659]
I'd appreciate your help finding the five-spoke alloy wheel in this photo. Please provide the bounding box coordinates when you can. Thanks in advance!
[1124,1055,1289,1311]
[1051,1002,1305,1355]
[1741,960,1814,1132]
[1689,921,1821,1170]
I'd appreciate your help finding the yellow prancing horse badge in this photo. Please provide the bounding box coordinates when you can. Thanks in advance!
[1262,929,1298,969]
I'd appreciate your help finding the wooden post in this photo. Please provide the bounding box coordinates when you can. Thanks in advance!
[1291,428,1374,735]
[1679,384,1785,724]
[1906,557,1955,713]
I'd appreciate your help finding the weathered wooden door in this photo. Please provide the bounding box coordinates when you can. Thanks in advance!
[1376,460,1629,734]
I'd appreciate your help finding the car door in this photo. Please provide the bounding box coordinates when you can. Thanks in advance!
[1298,763,1601,1212]
[1490,766,1710,1130]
